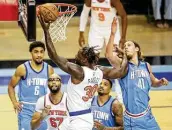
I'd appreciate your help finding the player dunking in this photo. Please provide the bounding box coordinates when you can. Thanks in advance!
[8,41,54,130]
[79,0,127,49]
[31,73,68,130]
[38,14,127,130]
[106,18,169,129]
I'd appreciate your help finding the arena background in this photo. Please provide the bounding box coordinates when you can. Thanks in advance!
[0,0,172,129]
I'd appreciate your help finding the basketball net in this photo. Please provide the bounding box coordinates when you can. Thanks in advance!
[42,3,77,43]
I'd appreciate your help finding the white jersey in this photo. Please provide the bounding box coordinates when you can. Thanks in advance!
[91,0,117,27]
[67,66,103,112]
[35,93,68,130]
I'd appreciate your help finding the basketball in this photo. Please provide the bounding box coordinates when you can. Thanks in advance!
[38,3,59,23]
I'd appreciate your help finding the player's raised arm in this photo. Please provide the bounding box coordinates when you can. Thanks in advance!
[79,0,91,47]
[106,18,122,69]
[38,15,84,81]
[112,0,127,48]
[146,63,169,87]
[8,64,25,113]
[99,52,128,79]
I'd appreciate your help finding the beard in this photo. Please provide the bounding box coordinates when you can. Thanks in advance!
[35,60,43,65]
[49,85,60,94]
[75,60,82,66]
[98,92,104,96]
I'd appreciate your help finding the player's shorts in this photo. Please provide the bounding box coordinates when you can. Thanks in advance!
[59,117,70,130]
[124,107,160,130]
[88,23,120,52]
[18,102,47,130]
[61,109,93,130]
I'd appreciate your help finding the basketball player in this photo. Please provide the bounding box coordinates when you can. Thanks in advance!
[79,0,127,49]
[38,14,127,130]
[8,41,54,130]
[31,73,68,130]
[106,18,169,129]
[91,78,123,130]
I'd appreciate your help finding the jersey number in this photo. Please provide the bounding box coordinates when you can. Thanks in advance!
[49,117,63,128]
[82,85,98,102]
[34,86,40,95]
[138,78,145,89]
[98,13,105,21]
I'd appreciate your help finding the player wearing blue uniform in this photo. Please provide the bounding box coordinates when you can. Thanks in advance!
[106,18,169,130]
[8,41,54,130]
[91,78,123,130]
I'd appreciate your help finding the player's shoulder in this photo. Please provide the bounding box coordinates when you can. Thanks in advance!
[111,99,123,111]
[15,63,27,76]
[37,95,47,104]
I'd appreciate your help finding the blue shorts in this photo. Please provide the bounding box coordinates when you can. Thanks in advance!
[124,109,160,130]
[18,103,47,130]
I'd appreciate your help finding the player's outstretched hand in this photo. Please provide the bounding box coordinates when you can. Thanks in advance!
[37,13,50,32]
[41,105,51,119]
[111,17,118,35]
[13,102,22,113]
[94,120,106,130]
[78,33,85,47]
[159,78,168,86]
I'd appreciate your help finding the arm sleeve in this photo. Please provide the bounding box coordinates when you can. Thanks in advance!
[79,4,91,32]
[35,97,44,113]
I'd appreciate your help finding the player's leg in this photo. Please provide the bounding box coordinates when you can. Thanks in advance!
[88,26,105,53]
[164,0,172,28]
[152,0,162,20]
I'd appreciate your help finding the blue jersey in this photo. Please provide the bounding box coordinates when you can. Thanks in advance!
[119,61,151,114]
[91,96,116,127]
[18,61,49,103]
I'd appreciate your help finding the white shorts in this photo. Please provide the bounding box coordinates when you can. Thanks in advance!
[88,23,120,52]
[59,117,70,130]
[59,113,93,130]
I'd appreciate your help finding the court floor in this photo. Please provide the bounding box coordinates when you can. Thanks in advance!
[0,91,172,130]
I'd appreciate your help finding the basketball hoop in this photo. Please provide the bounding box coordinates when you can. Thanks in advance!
[41,3,77,43]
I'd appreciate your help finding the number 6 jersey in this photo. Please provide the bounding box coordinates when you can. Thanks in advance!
[18,61,48,103]
[35,92,68,130]
[67,66,103,113]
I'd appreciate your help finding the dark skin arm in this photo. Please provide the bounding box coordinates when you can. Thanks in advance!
[111,0,127,49]
[38,14,84,81]
[94,100,123,130]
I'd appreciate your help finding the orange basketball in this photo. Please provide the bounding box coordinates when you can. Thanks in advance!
[38,3,59,23]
